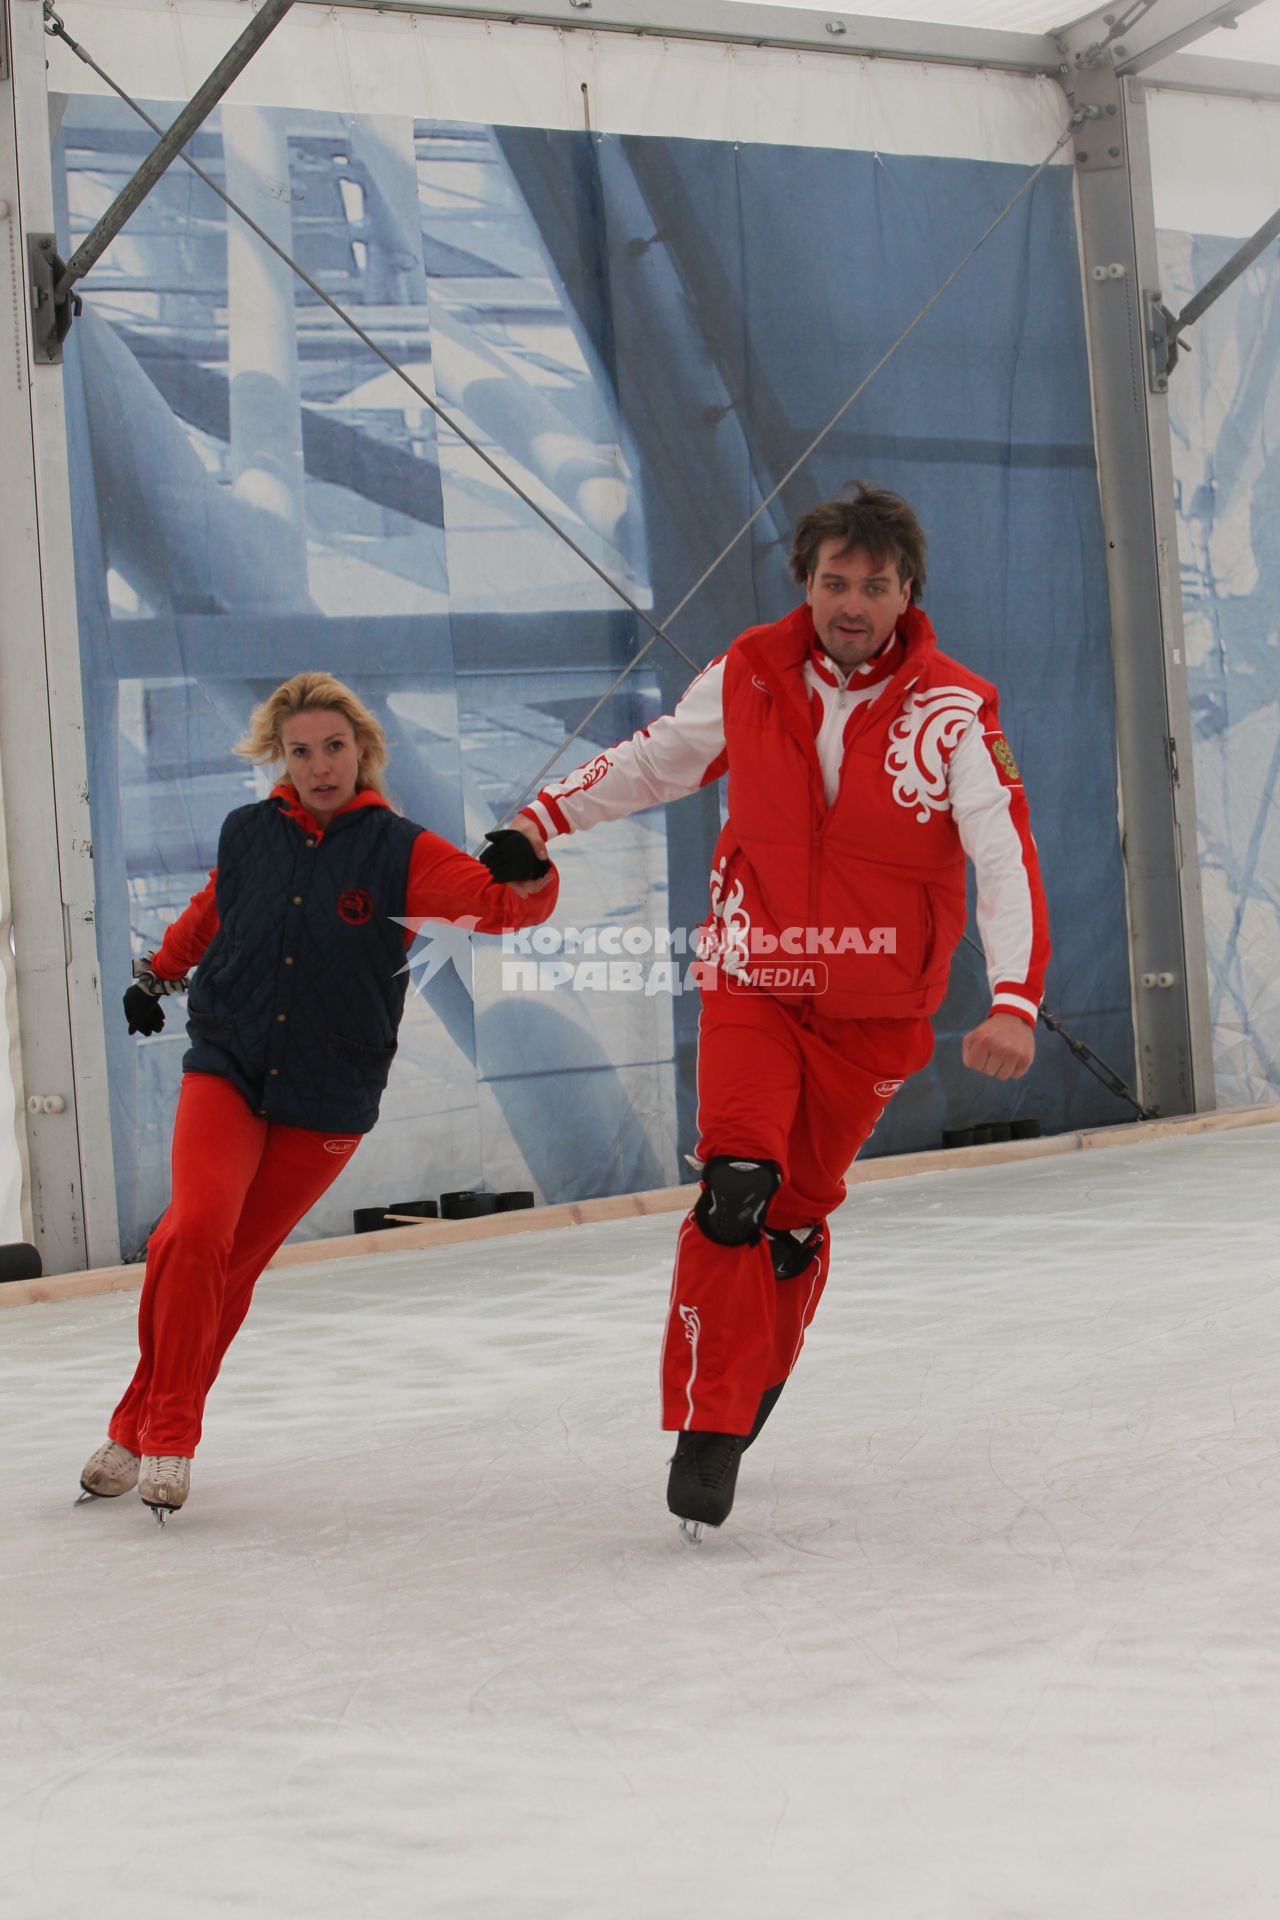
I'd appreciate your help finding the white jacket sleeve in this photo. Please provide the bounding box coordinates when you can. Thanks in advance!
[947,704,1051,1027]
[523,655,729,838]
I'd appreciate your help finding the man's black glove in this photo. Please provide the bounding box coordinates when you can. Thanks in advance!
[123,984,165,1036]
[480,829,551,884]
[123,953,191,1037]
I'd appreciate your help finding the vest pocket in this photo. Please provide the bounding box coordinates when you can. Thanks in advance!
[325,1030,397,1127]
[326,1031,397,1071]
[326,1036,395,1121]
[188,1011,236,1048]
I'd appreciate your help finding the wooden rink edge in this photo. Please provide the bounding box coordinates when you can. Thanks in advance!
[5,1101,1278,1310]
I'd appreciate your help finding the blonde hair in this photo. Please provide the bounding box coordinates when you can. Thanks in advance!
[236,672,390,799]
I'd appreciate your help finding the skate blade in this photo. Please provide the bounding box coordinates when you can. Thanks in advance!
[678,1519,706,1546]
[144,1503,178,1527]
[74,1487,99,1505]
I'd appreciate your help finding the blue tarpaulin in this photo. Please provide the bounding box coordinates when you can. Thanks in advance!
[53,102,1132,1251]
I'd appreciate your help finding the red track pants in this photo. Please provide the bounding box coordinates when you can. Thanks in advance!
[108,1074,361,1457]
[660,987,933,1434]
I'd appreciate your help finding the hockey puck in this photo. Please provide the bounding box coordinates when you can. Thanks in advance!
[438,1191,498,1219]
[389,1199,440,1219]
[352,1205,411,1234]
[0,1242,41,1283]
[1011,1118,1042,1139]
[495,1191,535,1212]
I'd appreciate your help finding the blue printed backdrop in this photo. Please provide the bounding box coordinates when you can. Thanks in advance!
[53,100,1133,1254]
[1160,229,1280,1107]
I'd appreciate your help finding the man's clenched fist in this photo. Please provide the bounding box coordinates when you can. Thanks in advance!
[961,1011,1035,1081]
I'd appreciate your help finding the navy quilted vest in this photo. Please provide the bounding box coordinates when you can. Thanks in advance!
[185,799,420,1133]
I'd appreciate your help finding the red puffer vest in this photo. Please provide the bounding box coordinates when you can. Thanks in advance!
[703,602,996,1018]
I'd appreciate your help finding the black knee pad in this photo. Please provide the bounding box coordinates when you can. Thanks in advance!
[693,1156,782,1248]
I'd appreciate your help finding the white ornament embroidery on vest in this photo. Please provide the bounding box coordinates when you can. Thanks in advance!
[885,686,984,823]
[703,854,753,972]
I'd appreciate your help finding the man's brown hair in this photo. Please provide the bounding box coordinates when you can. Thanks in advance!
[789,482,927,602]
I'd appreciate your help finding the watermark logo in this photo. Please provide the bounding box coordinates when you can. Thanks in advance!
[496,922,895,997]
[725,962,827,997]
[387,915,897,1003]
[392,914,482,1001]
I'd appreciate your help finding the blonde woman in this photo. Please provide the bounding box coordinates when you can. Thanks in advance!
[79,673,557,1521]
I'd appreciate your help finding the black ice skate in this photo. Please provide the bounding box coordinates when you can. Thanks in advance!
[667,1430,745,1543]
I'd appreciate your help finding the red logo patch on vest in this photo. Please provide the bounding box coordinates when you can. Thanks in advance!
[337,888,374,926]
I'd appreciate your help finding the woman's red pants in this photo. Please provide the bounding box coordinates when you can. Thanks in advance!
[108,1074,361,1457]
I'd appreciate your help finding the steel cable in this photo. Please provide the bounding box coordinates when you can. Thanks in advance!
[43,4,1079,822]
[44,9,1135,1109]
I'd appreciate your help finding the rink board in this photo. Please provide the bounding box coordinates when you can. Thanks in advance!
[4,1101,1278,1308]
[2,1121,1279,1920]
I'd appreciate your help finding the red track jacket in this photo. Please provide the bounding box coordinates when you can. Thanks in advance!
[524,604,1049,1023]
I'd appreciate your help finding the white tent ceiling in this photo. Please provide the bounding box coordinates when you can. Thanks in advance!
[731,0,1280,63]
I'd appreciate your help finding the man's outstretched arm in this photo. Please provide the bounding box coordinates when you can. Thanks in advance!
[505,655,730,862]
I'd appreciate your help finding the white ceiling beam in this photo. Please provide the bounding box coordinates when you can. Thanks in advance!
[1139,50,1280,100]
[322,0,1063,75]
[323,0,1280,102]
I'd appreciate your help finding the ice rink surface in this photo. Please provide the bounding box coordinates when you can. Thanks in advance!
[3,1126,1279,1920]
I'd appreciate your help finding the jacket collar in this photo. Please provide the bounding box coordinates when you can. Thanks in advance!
[807,628,900,690]
[740,602,935,683]
[737,602,936,768]
[270,783,390,838]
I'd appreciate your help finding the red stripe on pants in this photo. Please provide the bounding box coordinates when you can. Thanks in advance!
[108,1074,360,1457]
[660,987,932,1433]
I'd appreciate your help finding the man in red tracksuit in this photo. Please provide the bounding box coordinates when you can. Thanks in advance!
[489,482,1050,1533]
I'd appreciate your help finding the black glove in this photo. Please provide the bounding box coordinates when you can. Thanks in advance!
[480,829,552,884]
[123,953,191,1037]
[123,984,165,1036]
